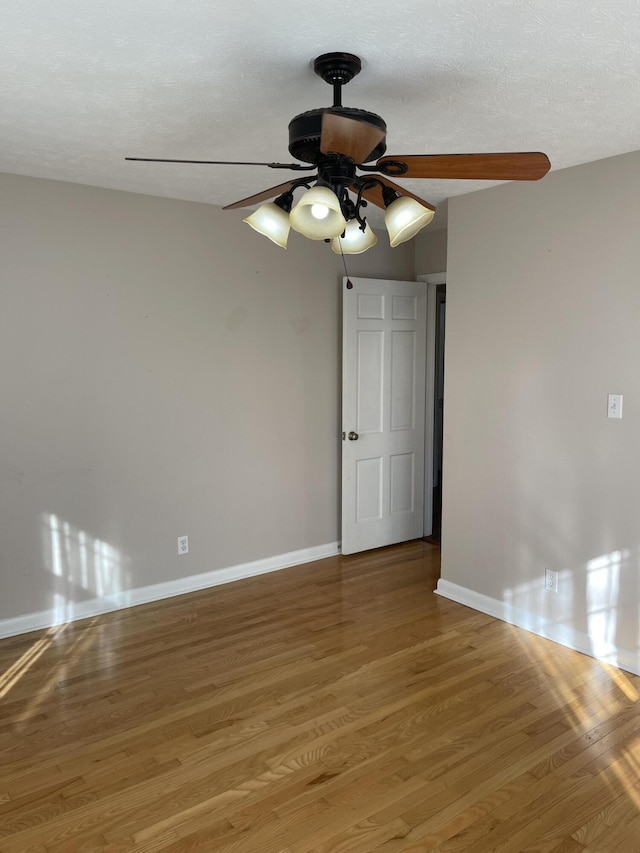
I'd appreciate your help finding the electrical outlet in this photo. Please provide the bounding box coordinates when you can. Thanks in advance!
[177,535,189,555]
[545,568,558,593]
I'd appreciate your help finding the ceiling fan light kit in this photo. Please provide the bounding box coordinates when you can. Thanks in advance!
[289,184,347,239]
[385,196,436,247]
[243,199,292,249]
[127,52,550,255]
[331,220,378,255]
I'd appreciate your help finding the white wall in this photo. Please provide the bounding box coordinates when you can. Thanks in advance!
[440,150,640,673]
[0,172,414,626]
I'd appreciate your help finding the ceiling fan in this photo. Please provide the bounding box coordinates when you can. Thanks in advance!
[126,53,550,253]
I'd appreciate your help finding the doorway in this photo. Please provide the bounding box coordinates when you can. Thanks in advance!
[420,273,446,544]
[431,284,446,542]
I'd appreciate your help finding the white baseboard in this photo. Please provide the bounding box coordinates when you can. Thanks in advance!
[0,541,341,640]
[435,578,640,676]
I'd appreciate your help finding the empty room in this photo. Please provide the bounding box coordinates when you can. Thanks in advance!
[1,1,640,850]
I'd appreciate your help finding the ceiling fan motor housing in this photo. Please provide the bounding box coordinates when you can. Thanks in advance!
[288,108,387,164]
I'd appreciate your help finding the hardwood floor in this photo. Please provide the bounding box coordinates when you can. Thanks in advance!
[1,541,639,852]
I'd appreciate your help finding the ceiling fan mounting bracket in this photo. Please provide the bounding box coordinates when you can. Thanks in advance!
[314,53,361,87]
[314,52,363,108]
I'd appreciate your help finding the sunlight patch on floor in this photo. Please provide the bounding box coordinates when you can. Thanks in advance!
[0,624,67,699]
[15,620,99,729]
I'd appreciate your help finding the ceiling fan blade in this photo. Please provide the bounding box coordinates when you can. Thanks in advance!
[320,112,386,164]
[125,157,314,171]
[353,177,436,212]
[375,152,551,181]
[222,180,307,210]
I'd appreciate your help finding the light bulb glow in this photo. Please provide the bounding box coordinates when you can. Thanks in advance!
[289,186,347,239]
[310,204,329,220]
[395,209,413,226]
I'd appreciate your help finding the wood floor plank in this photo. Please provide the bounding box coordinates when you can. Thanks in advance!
[0,541,638,851]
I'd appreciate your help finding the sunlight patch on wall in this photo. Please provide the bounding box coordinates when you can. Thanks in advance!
[503,549,635,673]
[586,550,626,661]
[43,513,124,622]
[503,569,573,625]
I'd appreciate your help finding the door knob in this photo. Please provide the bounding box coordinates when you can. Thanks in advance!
[348,431,359,441]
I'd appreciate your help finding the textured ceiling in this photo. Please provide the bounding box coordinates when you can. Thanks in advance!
[3,0,640,231]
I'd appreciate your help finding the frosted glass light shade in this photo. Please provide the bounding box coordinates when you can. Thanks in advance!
[384,196,435,247]
[243,202,291,248]
[331,220,378,255]
[289,186,347,240]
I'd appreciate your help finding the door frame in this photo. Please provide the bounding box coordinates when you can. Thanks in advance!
[418,272,446,538]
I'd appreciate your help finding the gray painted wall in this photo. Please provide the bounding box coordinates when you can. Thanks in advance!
[0,172,413,621]
[415,229,448,276]
[442,149,640,663]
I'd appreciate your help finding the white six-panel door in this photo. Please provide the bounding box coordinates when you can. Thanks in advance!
[342,277,427,555]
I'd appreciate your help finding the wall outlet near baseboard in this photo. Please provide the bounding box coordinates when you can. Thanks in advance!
[545,568,558,593]
[178,535,189,555]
